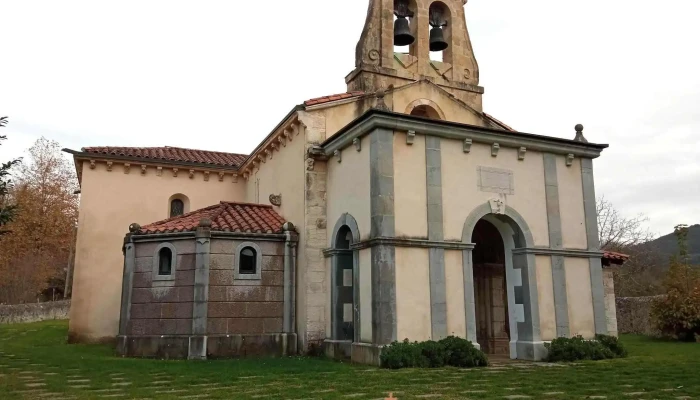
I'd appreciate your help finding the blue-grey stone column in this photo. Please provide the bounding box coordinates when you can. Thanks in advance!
[189,219,211,360]
[118,234,136,337]
[283,224,298,333]
[543,153,570,338]
[370,128,397,344]
[581,158,607,334]
[425,136,447,340]
[461,245,478,345]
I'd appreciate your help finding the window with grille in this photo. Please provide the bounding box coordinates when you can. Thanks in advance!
[239,247,257,275]
[170,199,185,217]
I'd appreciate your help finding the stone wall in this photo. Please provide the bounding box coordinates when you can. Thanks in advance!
[129,240,196,336]
[208,239,286,335]
[615,296,663,336]
[0,300,70,324]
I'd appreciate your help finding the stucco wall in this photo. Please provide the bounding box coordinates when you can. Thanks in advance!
[359,248,372,342]
[441,140,549,246]
[556,157,588,250]
[445,250,466,337]
[394,132,428,238]
[535,255,556,341]
[70,162,245,342]
[326,135,371,242]
[395,247,431,341]
[565,257,595,338]
[0,301,70,324]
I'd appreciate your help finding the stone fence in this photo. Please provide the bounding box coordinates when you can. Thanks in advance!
[615,296,663,336]
[0,300,71,324]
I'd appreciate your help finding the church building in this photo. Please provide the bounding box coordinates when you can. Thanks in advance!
[64,0,626,364]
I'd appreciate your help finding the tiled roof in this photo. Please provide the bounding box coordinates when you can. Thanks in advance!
[603,251,630,266]
[83,146,248,168]
[483,113,516,132]
[139,202,287,235]
[304,91,365,106]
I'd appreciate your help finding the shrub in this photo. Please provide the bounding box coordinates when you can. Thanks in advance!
[380,337,487,369]
[595,334,628,358]
[439,336,488,368]
[545,336,620,362]
[651,225,700,341]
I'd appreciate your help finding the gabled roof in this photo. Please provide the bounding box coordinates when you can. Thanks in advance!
[82,146,248,169]
[304,91,365,107]
[139,201,286,235]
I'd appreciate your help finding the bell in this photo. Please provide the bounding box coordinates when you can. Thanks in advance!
[429,26,449,52]
[394,16,415,47]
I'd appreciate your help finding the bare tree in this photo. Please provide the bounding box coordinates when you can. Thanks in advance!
[597,197,665,297]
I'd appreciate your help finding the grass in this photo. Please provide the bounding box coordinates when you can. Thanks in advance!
[0,321,699,399]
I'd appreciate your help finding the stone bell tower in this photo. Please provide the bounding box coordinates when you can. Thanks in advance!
[347,0,484,111]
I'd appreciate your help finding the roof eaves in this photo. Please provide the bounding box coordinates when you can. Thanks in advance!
[62,148,241,172]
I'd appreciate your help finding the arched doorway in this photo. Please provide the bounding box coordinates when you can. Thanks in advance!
[463,204,544,361]
[330,214,360,342]
[472,220,511,356]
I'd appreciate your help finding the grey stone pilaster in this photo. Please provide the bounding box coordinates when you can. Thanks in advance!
[543,153,570,338]
[426,136,447,340]
[370,128,396,344]
[119,236,136,336]
[461,247,478,345]
[283,226,298,333]
[581,158,607,334]
[189,221,211,360]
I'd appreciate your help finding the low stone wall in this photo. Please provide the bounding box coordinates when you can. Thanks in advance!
[0,300,70,324]
[615,296,663,336]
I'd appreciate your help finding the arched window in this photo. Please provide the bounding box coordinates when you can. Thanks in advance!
[170,199,185,218]
[235,242,262,280]
[410,104,442,120]
[152,243,177,282]
[158,247,173,275]
[239,247,257,275]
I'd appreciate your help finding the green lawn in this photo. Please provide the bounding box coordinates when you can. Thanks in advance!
[0,321,698,399]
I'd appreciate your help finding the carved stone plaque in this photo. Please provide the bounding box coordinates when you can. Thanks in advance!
[478,167,514,195]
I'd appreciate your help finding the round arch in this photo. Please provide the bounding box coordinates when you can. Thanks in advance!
[405,99,446,120]
[329,213,361,344]
[461,202,544,361]
[167,193,190,218]
[330,213,361,248]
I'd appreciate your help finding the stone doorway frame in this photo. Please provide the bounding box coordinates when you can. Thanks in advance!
[329,213,361,343]
[462,203,545,361]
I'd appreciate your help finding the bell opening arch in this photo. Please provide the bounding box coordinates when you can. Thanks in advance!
[462,203,545,361]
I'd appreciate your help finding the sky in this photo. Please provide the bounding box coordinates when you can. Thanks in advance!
[0,0,698,236]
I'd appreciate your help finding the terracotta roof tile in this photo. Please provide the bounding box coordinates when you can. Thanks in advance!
[83,146,248,168]
[139,202,286,235]
[603,251,630,266]
[483,113,516,132]
[304,91,365,106]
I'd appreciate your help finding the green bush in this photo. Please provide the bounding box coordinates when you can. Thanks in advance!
[596,334,628,358]
[545,335,628,362]
[380,337,487,369]
[439,336,488,368]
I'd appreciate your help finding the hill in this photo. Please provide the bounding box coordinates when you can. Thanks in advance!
[646,224,700,265]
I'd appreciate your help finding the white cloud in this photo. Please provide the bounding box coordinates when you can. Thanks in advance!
[0,0,697,235]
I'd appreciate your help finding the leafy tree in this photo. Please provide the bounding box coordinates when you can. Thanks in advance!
[0,117,22,236]
[651,225,700,341]
[0,137,78,304]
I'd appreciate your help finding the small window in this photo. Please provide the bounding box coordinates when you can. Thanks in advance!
[158,247,173,275]
[170,199,185,218]
[239,247,257,275]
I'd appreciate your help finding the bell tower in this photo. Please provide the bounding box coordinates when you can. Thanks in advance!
[348,0,484,111]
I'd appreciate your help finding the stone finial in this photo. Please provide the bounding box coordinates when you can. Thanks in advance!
[282,222,296,232]
[198,218,212,228]
[128,223,141,233]
[574,124,589,143]
[374,89,389,111]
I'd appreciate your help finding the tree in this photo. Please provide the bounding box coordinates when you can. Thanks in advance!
[0,117,22,236]
[597,197,665,297]
[651,225,700,341]
[0,137,78,304]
